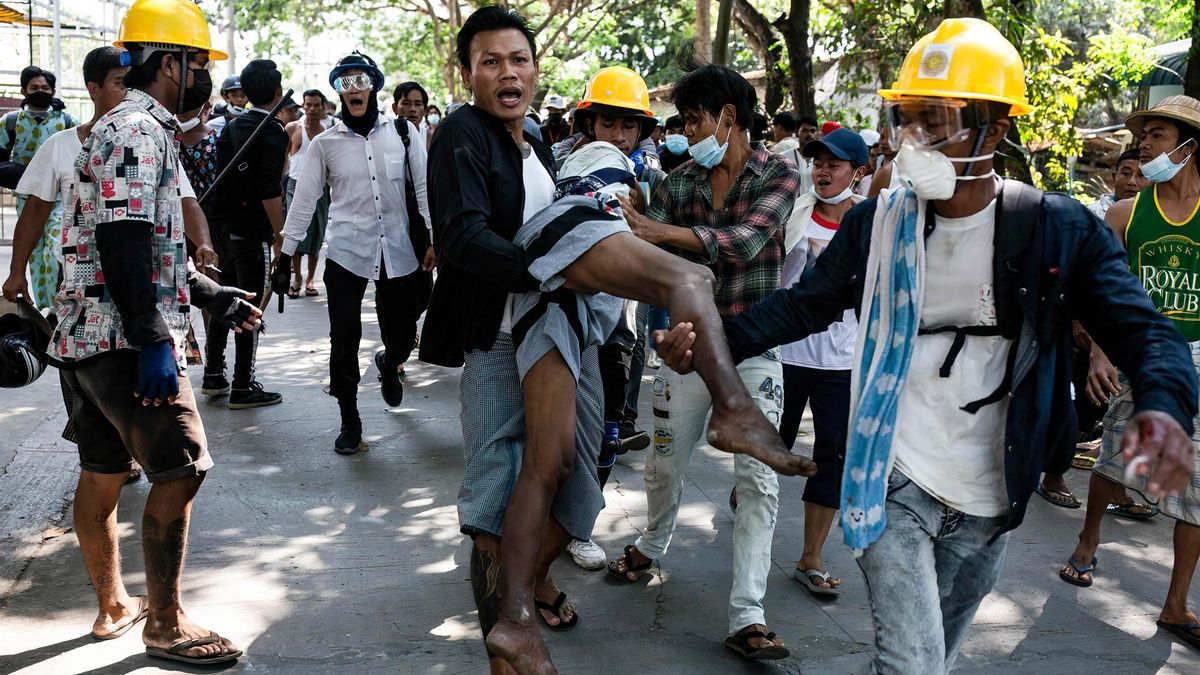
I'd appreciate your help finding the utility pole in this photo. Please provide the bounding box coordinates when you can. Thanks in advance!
[53,0,62,79]
[225,0,236,74]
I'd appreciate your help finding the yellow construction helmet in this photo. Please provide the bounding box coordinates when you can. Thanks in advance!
[115,0,228,61]
[879,18,1030,116]
[577,66,654,116]
[575,66,656,142]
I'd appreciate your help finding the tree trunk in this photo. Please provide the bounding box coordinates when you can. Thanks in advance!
[1187,0,1200,99]
[943,0,985,19]
[695,0,713,61]
[733,0,787,116]
[776,0,815,119]
[713,0,735,65]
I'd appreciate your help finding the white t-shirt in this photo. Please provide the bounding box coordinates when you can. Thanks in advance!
[892,198,1012,517]
[781,211,857,369]
[500,146,556,333]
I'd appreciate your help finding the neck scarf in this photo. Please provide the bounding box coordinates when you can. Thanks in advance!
[841,186,925,555]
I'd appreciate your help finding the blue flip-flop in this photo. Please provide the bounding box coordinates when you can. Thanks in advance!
[1059,556,1098,588]
[1157,619,1200,650]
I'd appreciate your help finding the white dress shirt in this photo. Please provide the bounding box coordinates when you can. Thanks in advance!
[282,116,430,280]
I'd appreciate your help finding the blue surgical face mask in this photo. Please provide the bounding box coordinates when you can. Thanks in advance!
[1141,140,1194,183]
[664,133,688,154]
[689,115,733,169]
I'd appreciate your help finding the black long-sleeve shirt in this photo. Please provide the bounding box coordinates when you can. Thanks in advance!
[420,104,553,367]
[207,109,288,242]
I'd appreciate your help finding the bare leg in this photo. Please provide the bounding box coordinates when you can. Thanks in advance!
[1160,521,1200,627]
[1061,473,1123,584]
[797,502,840,589]
[306,253,319,291]
[75,470,144,637]
[291,255,303,290]
[561,232,814,476]
[485,351,577,675]
[141,474,240,660]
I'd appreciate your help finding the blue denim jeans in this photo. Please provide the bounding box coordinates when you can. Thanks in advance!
[857,470,1010,674]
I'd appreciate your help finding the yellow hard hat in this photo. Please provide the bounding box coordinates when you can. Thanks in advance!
[577,66,654,117]
[879,18,1030,116]
[115,0,228,61]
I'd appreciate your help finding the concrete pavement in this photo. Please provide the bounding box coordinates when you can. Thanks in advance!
[1,259,1199,674]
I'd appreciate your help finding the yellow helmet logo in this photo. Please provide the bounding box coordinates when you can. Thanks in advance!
[919,48,952,80]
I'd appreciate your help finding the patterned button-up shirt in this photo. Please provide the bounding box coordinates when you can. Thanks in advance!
[0,108,75,166]
[647,144,801,317]
[51,89,190,367]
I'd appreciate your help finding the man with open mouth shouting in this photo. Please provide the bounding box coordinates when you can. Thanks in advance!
[273,50,433,455]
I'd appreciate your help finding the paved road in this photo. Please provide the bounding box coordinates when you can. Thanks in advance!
[1,255,1198,674]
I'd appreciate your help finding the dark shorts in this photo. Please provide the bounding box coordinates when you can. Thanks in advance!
[60,351,213,483]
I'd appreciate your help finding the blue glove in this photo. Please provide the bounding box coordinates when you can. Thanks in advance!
[135,340,178,403]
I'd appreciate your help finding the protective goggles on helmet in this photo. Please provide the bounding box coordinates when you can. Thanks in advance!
[883,97,992,149]
[333,72,374,94]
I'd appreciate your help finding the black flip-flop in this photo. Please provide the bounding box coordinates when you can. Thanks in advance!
[1106,503,1160,520]
[1157,619,1200,650]
[1037,484,1081,509]
[1059,556,1098,588]
[607,544,653,583]
[724,627,789,660]
[534,591,578,632]
[287,286,300,299]
[145,633,242,665]
[305,287,319,296]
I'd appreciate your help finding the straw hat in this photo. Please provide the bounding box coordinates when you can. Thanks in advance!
[1125,95,1200,137]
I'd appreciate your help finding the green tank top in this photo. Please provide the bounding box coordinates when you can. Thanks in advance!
[1126,185,1200,341]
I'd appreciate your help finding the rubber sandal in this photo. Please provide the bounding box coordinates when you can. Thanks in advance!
[1058,556,1097,588]
[287,286,300,299]
[305,287,319,296]
[607,544,653,583]
[724,626,790,660]
[91,595,148,640]
[1157,619,1200,650]
[1036,484,1081,509]
[145,633,243,665]
[794,568,840,597]
[534,591,578,632]
[1071,453,1097,470]
[1106,503,1159,520]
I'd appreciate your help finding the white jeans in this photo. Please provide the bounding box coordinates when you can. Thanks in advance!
[634,352,783,634]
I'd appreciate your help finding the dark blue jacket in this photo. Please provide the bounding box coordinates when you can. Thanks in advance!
[724,185,1197,537]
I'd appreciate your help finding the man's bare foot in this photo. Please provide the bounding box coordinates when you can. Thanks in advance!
[92,595,148,639]
[607,544,653,582]
[796,558,841,590]
[1059,543,1099,585]
[707,401,816,476]
[486,618,557,675]
[533,577,576,628]
[143,612,241,663]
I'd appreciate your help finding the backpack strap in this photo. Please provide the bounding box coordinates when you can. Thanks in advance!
[994,178,1043,339]
[3,111,17,147]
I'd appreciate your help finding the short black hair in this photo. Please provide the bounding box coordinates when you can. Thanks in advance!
[241,59,281,106]
[751,112,769,142]
[772,112,797,133]
[302,89,327,104]
[82,47,124,87]
[121,48,169,91]
[665,114,684,131]
[457,5,537,70]
[1116,148,1141,165]
[797,114,818,128]
[20,66,55,91]
[669,56,757,130]
[393,81,429,105]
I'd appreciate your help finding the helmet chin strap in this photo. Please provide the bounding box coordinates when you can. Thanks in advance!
[177,48,188,116]
[951,124,992,195]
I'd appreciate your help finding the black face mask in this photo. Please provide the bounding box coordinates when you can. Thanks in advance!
[342,94,380,138]
[548,112,564,124]
[180,69,213,115]
[24,91,53,110]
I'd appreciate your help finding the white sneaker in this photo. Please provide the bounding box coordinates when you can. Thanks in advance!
[567,539,607,570]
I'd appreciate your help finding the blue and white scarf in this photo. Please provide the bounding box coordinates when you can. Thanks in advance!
[840,187,926,556]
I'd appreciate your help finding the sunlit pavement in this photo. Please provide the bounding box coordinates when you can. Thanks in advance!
[2,252,1199,674]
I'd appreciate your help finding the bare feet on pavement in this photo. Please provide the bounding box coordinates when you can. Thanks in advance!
[143,612,241,662]
[708,400,816,476]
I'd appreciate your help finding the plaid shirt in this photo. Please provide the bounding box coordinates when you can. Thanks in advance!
[647,144,800,317]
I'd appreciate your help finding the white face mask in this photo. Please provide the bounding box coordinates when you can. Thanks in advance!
[427,113,441,125]
[893,142,995,201]
[808,184,854,205]
[1141,140,1194,183]
[176,116,201,133]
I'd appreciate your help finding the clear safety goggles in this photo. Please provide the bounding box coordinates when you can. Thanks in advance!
[333,72,374,94]
[883,97,990,149]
